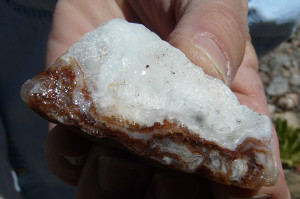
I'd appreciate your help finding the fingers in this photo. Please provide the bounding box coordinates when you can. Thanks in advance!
[145,172,214,199]
[46,125,91,185]
[126,0,176,39]
[168,0,249,85]
[74,144,152,199]
[46,125,153,198]
[46,125,214,198]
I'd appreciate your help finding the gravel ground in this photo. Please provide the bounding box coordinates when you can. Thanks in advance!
[258,25,300,199]
[259,26,300,127]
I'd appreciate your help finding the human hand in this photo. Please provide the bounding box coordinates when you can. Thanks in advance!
[45,0,290,198]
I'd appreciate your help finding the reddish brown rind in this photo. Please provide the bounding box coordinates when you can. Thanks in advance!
[21,58,277,189]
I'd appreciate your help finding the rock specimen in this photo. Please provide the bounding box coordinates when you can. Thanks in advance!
[21,19,278,189]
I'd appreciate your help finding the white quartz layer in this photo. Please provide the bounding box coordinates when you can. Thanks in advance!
[60,19,272,151]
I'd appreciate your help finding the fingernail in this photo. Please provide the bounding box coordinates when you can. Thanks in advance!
[227,194,272,199]
[63,155,86,166]
[193,35,230,84]
[97,155,148,195]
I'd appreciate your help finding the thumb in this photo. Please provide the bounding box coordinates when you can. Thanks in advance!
[168,0,249,86]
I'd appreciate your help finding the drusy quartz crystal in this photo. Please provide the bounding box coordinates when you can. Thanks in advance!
[21,19,278,189]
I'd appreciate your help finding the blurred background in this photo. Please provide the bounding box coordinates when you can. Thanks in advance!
[258,24,300,199]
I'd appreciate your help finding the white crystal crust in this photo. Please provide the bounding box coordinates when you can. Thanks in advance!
[60,19,272,151]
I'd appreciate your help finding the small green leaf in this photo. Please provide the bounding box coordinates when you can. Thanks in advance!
[274,118,300,168]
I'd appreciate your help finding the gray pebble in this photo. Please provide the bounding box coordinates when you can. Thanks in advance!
[290,72,300,86]
[278,54,291,67]
[266,77,289,96]
[277,93,299,109]
[267,104,276,114]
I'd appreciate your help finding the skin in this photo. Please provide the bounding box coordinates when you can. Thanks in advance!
[45,0,290,198]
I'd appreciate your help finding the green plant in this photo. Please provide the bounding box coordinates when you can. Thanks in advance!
[274,118,300,168]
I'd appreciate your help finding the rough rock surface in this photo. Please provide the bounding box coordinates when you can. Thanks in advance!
[21,19,277,189]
